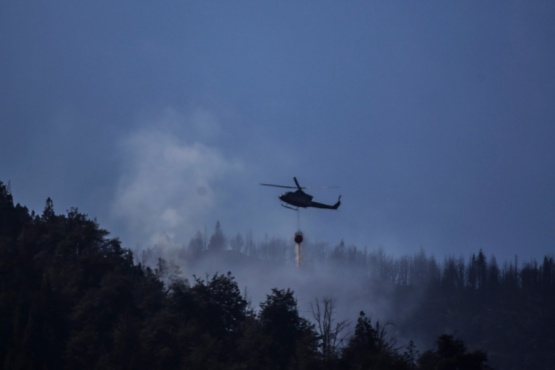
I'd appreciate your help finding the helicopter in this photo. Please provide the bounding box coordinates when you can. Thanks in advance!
[261,177,341,210]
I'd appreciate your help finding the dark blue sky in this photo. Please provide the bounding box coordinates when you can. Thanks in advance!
[2,1,554,261]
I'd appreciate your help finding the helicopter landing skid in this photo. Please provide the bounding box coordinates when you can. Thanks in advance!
[281,204,299,211]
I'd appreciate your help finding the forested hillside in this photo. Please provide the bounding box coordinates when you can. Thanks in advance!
[143,224,555,370]
[3,181,553,369]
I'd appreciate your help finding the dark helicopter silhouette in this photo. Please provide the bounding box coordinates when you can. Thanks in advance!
[261,177,341,210]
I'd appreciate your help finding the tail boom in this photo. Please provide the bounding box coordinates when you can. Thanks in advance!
[309,195,341,210]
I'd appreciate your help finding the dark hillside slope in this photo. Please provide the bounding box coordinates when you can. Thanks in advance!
[0,181,495,370]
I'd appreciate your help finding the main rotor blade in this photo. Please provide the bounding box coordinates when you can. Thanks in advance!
[296,177,339,190]
[260,183,297,189]
[293,177,303,190]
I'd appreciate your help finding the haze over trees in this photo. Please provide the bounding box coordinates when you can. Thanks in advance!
[2,181,554,369]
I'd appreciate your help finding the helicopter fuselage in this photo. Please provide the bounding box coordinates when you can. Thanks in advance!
[279,190,313,208]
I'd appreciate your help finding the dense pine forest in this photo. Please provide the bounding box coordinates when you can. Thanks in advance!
[1,181,554,369]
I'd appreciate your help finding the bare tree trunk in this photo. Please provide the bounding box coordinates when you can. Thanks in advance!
[311,297,349,359]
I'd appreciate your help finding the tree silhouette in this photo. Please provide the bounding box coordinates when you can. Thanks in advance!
[258,288,318,369]
[418,334,491,370]
[342,311,408,370]
[207,221,226,252]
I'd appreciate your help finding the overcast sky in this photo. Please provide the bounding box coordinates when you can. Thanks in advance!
[2,1,555,261]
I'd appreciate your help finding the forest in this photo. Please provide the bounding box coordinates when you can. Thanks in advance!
[1,181,554,369]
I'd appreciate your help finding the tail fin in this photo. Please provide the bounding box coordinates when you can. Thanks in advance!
[332,195,341,209]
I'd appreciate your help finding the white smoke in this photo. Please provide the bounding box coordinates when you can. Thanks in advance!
[111,109,243,248]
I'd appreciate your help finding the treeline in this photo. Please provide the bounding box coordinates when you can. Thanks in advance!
[0,182,494,369]
[162,222,555,291]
